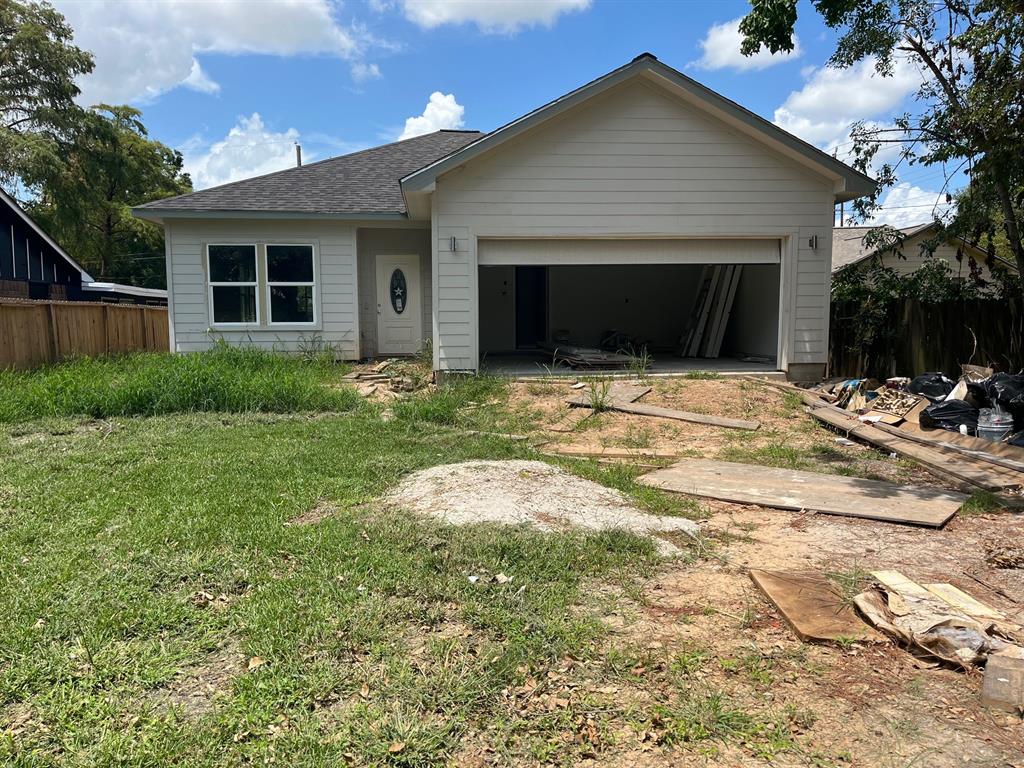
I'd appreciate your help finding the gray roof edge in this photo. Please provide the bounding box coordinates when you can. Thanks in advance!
[0,187,94,281]
[401,54,876,197]
[135,129,484,213]
[132,209,411,222]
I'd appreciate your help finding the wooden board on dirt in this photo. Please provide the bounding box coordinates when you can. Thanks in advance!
[574,399,760,431]
[639,459,965,527]
[807,405,1015,492]
[981,653,1024,713]
[567,381,651,406]
[542,446,679,460]
[750,570,879,643]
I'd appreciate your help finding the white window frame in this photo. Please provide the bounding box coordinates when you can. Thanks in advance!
[264,243,318,327]
[207,243,260,328]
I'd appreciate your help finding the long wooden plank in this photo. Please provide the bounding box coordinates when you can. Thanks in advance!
[708,265,742,358]
[808,406,1010,491]
[874,422,1024,474]
[754,379,1023,488]
[750,570,878,643]
[542,446,679,459]
[922,583,1006,621]
[606,401,760,431]
[639,459,965,527]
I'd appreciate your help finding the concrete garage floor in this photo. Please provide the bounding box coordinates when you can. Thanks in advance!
[480,352,786,379]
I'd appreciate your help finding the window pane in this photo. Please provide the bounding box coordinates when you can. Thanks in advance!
[270,285,314,323]
[212,285,257,323]
[267,245,313,283]
[209,245,256,282]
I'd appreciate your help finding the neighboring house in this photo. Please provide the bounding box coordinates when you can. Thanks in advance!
[832,222,1015,288]
[0,188,167,306]
[133,53,874,380]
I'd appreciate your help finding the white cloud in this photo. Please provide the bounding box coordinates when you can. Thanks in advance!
[400,0,590,33]
[867,182,954,228]
[773,57,922,151]
[182,59,220,95]
[185,113,302,190]
[55,0,378,104]
[692,18,801,71]
[398,92,465,140]
[351,62,383,82]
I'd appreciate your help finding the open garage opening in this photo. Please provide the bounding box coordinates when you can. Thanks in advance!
[478,262,781,375]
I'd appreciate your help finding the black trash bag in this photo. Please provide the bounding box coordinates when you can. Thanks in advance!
[908,372,955,402]
[920,400,980,433]
[965,381,992,407]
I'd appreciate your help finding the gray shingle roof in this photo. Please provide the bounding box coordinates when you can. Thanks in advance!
[136,130,483,215]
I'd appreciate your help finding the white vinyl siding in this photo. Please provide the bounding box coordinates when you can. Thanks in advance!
[432,79,835,371]
[880,236,1000,282]
[165,219,358,358]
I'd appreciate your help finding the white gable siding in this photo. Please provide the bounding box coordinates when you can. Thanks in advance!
[432,80,835,371]
[880,235,999,282]
[165,219,359,357]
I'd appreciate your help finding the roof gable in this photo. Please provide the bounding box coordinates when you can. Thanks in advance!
[0,188,92,281]
[831,222,1002,273]
[401,53,875,202]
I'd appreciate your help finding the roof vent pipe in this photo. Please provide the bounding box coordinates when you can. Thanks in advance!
[295,143,302,167]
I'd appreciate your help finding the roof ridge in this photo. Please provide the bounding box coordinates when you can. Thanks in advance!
[139,129,484,209]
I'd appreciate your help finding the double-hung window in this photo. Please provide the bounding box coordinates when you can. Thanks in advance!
[266,244,315,325]
[208,244,258,325]
[206,242,317,327]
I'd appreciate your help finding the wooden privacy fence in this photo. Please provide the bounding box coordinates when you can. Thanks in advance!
[0,300,169,370]
[830,297,1024,378]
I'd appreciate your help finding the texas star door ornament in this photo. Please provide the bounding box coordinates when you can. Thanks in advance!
[390,269,407,314]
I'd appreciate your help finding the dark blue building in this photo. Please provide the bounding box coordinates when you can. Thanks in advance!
[0,188,165,305]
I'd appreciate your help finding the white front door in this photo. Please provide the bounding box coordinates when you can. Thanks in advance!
[376,254,422,355]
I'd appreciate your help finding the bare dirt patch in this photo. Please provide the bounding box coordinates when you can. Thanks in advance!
[514,378,953,489]
[384,459,699,554]
[286,498,340,526]
[147,643,246,719]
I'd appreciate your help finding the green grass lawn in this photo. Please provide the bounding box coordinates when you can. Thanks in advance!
[0,352,849,766]
[0,352,687,766]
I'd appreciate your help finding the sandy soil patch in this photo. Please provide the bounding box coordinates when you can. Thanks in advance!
[146,643,246,719]
[285,498,340,526]
[384,459,699,554]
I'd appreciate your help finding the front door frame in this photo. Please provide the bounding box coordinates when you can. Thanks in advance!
[376,253,422,355]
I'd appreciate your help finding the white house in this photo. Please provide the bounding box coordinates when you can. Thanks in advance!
[133,54,874,380]
[832,222,1015,289]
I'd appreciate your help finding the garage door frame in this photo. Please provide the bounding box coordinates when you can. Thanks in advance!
[473,236,795,370]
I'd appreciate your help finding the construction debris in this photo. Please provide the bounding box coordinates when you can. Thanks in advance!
[540,344,633,369]
[757,379,1024,494]
[639,458,965,527]
[981,654,1024,714]
[853,570,1023,674]
[749,570,879,643]
[345,360,430,398]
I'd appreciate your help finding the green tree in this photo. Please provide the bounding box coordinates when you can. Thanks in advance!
[29,105,192,287]
[739,0,1024,292]
[0,0,94,188]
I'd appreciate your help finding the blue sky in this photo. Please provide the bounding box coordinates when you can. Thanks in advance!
[54,0,956,226]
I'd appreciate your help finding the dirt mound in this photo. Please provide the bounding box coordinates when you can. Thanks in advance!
[385,460,699,554]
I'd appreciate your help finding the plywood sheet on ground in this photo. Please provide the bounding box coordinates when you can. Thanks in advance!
[750,570,878,642]
[567,381,651,406]
[639,459,965,527]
